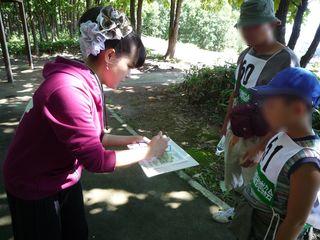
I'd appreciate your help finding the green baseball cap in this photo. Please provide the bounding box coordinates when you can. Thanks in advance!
[235,0,280,28]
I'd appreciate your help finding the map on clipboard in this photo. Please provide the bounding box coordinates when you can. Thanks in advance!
[128,139,199,177]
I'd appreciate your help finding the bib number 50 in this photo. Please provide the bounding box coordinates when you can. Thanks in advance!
[239,60,255,85]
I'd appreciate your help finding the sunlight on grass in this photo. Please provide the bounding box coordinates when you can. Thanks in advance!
[22,83,34,88]
[128,75,141,80]
[3,128,15,134]
[0,121,19,126]
[0,215,11,227]
[0,193,7,200]
[108,104,122,110]
[209,205,221,214]
[89,208,103,215]
[0,96,31,105]
[17,88,33,93]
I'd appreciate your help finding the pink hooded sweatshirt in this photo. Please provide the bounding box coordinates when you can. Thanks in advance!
[3,57,116,200]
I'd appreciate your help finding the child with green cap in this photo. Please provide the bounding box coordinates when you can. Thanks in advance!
[213,0,300,223]
[229,67,320,240]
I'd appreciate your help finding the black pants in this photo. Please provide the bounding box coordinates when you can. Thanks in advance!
[7,182,88,240]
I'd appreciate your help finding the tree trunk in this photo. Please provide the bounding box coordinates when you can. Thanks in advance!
[51,16,56,41]
[26,0,39,55]
[275,0,290,44]
[38,20,43,42]
[40,10,48,41]
[73,0,78,35]
[3,12,11,39]
[164,0,183,59]
[300,23,320,68]
[86,0,92,10]
[14,3,22,36]
[288,0,308,50]
[130,0,136,31]
[136,0,143,36]
[164,0,176,59]
[0,10,14,82]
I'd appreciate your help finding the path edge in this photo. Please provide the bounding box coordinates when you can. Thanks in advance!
[108,107,231,210]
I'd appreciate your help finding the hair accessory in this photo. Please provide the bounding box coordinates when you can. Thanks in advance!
[79,21,107,57]
[79,6,133,57]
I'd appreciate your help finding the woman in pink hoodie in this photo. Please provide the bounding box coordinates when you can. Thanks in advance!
[3,6,168,240]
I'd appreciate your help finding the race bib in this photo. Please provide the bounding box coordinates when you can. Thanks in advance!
[236,53,268,103]
[251,132,320,229]
[251,132,303,205]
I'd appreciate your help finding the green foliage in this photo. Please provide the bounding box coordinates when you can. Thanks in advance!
[179,65,236,119]
[313,111,320,131]
[180,64,320,130]
[179,1,240,51]
[227,0,310,23]
[142,2,169,38]
[141,0,242,51]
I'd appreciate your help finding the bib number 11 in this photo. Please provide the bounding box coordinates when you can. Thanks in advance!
[261,136,283,172]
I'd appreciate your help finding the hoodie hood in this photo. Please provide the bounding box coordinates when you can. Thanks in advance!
[42,56,103,108]
[43,56,92,84]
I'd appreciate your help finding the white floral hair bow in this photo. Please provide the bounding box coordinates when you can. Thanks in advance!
[79,6,133,58]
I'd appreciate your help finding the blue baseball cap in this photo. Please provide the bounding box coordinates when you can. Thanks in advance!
[252,67,320,108]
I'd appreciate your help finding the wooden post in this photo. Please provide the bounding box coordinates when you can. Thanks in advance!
[0,10,13,83]
[18,0,33,69]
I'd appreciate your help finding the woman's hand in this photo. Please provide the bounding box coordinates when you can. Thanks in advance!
[146,132,169,160]
[115,131,169,167]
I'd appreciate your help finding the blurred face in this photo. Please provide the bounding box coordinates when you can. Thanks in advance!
[240,23,275,46]
[261,96,309,131]
[97,49,134,89]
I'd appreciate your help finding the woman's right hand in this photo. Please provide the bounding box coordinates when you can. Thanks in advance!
[146,132,169,160]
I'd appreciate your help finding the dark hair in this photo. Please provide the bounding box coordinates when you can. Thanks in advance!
[79,7,146,68]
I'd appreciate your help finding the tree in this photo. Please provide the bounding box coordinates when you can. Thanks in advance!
[26,0,39,55]
[275,0,290,44]
[86,0,92,10]
[136,0,143,36]
[287,0,308,50]
[130,0,136,31]
[164,0,183,59]
[300,23,320,67]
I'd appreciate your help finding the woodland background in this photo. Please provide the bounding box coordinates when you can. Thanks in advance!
[1,0,320,67]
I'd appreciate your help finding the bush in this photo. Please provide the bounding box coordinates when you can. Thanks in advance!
[7,38,80,56]
[179,1,240,51]
[180,65,320,131]
[142,2,169,39]
[179,64,236,120]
